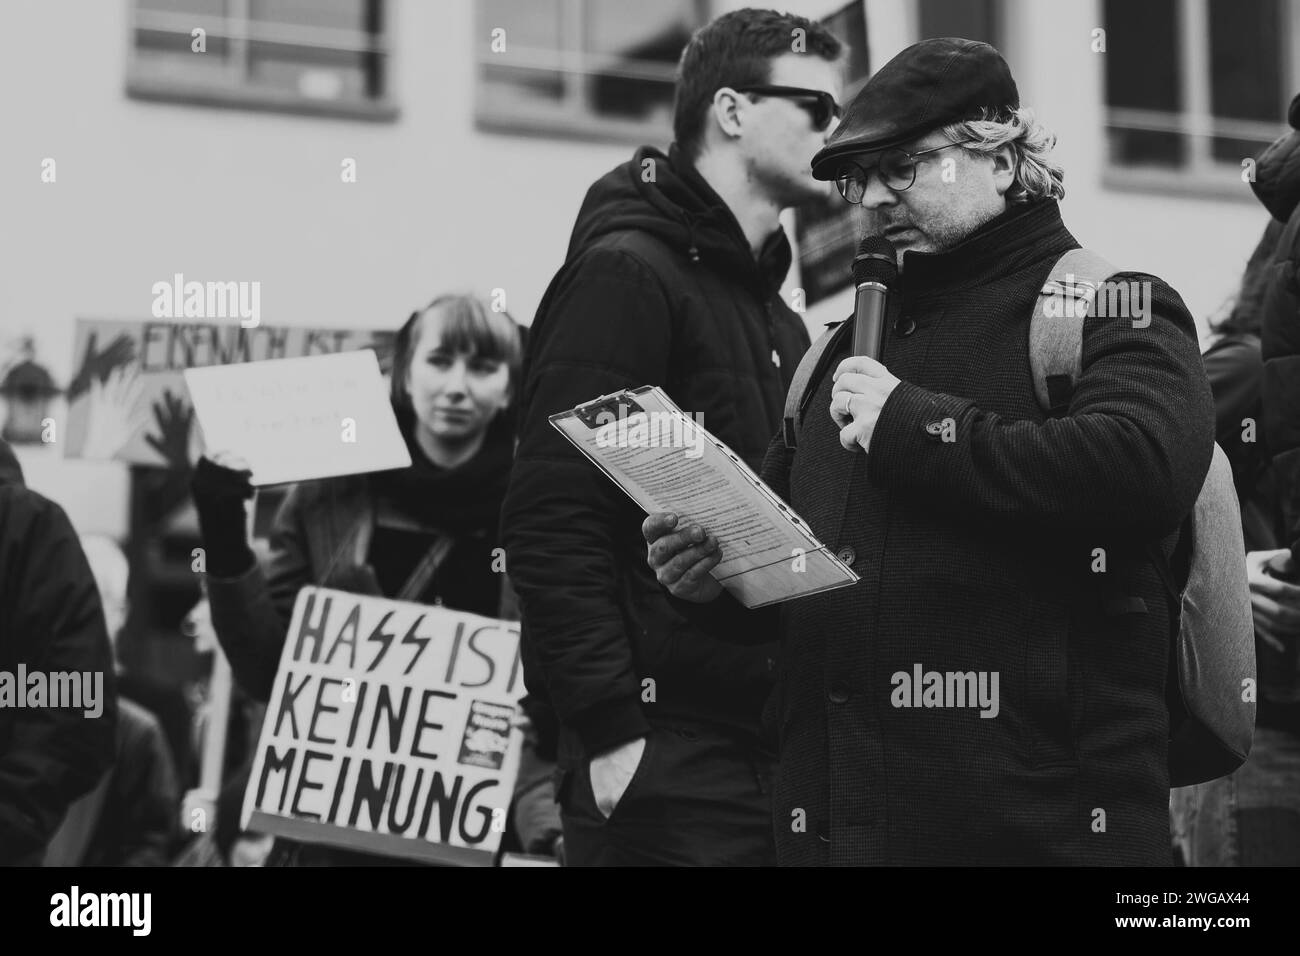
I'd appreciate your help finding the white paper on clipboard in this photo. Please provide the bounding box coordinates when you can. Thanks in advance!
[549,386,858,608]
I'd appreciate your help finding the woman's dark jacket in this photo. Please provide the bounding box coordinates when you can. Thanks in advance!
[206,412,516,703]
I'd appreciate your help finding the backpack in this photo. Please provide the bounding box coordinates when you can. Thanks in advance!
[780,247,1256,787]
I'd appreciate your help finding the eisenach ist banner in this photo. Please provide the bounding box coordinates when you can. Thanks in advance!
[64,318,395,467]
[241,588,525,866]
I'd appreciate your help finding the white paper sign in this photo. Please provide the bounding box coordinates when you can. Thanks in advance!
[241,587,525,866]
[184,349,410,485]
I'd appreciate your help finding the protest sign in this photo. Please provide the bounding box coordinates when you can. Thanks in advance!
[64,318,395,467]
[241,588,524,866]
[184,349,410,486]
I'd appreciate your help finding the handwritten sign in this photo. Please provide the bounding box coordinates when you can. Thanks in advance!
[184,349,410,486]
[241,588,525,866]
[64,318,395,467]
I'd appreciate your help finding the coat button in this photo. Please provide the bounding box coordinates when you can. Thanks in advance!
[924,420,946,436]
[894,316,916,336]
[828,680,851,704]
[835,545,856,567]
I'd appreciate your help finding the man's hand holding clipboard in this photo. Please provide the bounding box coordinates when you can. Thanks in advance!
[642,513,724,604]
[550,385,857,608]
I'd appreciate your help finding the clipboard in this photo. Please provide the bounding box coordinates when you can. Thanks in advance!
[550,386,858,608]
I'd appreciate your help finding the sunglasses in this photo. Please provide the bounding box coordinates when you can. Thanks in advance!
[733,85,842,132]
[834,142,972,202]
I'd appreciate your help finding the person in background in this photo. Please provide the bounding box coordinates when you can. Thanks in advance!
[191,294,534,865]
[54,534,179,867]
[171,591,264,865]
[502,7,842,867]
[0,439,117,865]
[1171,104,1300,864]
[1258,93,1300,573]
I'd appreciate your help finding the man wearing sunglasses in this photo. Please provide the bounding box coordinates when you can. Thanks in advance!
[644,37,1216,865]
[503,9,843,866]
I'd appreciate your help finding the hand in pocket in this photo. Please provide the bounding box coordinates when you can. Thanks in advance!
[589,735,647,819]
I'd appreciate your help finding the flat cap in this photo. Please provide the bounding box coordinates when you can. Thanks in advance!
[811,37,1019,180]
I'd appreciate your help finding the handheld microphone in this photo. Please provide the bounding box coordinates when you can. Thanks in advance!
[851,236,898,360]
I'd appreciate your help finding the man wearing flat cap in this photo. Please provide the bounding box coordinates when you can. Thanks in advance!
[645,37,1216,865]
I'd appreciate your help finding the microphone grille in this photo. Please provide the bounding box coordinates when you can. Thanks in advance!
[852,235,898,287]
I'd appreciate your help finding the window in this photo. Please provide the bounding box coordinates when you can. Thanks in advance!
[918,0,998,46]
[1104,0,1290,190]
[127,0,397,121]
[476,0,710,142]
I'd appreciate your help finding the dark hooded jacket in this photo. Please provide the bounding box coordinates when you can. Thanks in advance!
[0,439,118,864]
[1251,107,1300,562]
[501,145,810,763]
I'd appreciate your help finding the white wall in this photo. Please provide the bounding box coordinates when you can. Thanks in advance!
[1,0,642,526]
[2,0,644,388]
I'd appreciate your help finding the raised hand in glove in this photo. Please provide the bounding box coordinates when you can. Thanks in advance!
[191,453,256,578]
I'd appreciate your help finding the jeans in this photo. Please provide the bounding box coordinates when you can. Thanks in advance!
[558,719,776,867]
[1171,725,1300,866]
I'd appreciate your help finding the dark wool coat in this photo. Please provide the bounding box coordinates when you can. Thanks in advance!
[502,145,810,763]
[703,199,1215,865]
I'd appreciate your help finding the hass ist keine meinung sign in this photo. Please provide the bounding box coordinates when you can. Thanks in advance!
[241,588,525,866]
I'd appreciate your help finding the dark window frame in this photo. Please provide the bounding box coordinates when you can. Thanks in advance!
[474,0,712,145]
[126,0,399,123]
[1102,0,1292,199]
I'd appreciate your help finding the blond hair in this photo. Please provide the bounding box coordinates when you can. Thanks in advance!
[939,107,1065,204]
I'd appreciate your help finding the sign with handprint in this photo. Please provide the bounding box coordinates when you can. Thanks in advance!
[65,318,396,467]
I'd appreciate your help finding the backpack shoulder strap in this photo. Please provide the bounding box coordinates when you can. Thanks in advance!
[1029,248,1120,415]
[783,320,849,449]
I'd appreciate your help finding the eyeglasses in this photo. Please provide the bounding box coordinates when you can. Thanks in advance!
[733,85,842,132]
[834,142,972,202]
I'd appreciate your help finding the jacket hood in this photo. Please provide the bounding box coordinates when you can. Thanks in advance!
[0,438,24,487]
[1251,100,1300,221]
[565,145,792,291]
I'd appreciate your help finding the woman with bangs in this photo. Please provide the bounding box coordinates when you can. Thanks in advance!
[190,294,553,865]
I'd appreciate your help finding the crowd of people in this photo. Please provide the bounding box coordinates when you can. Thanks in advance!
[2,7,1299,867]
